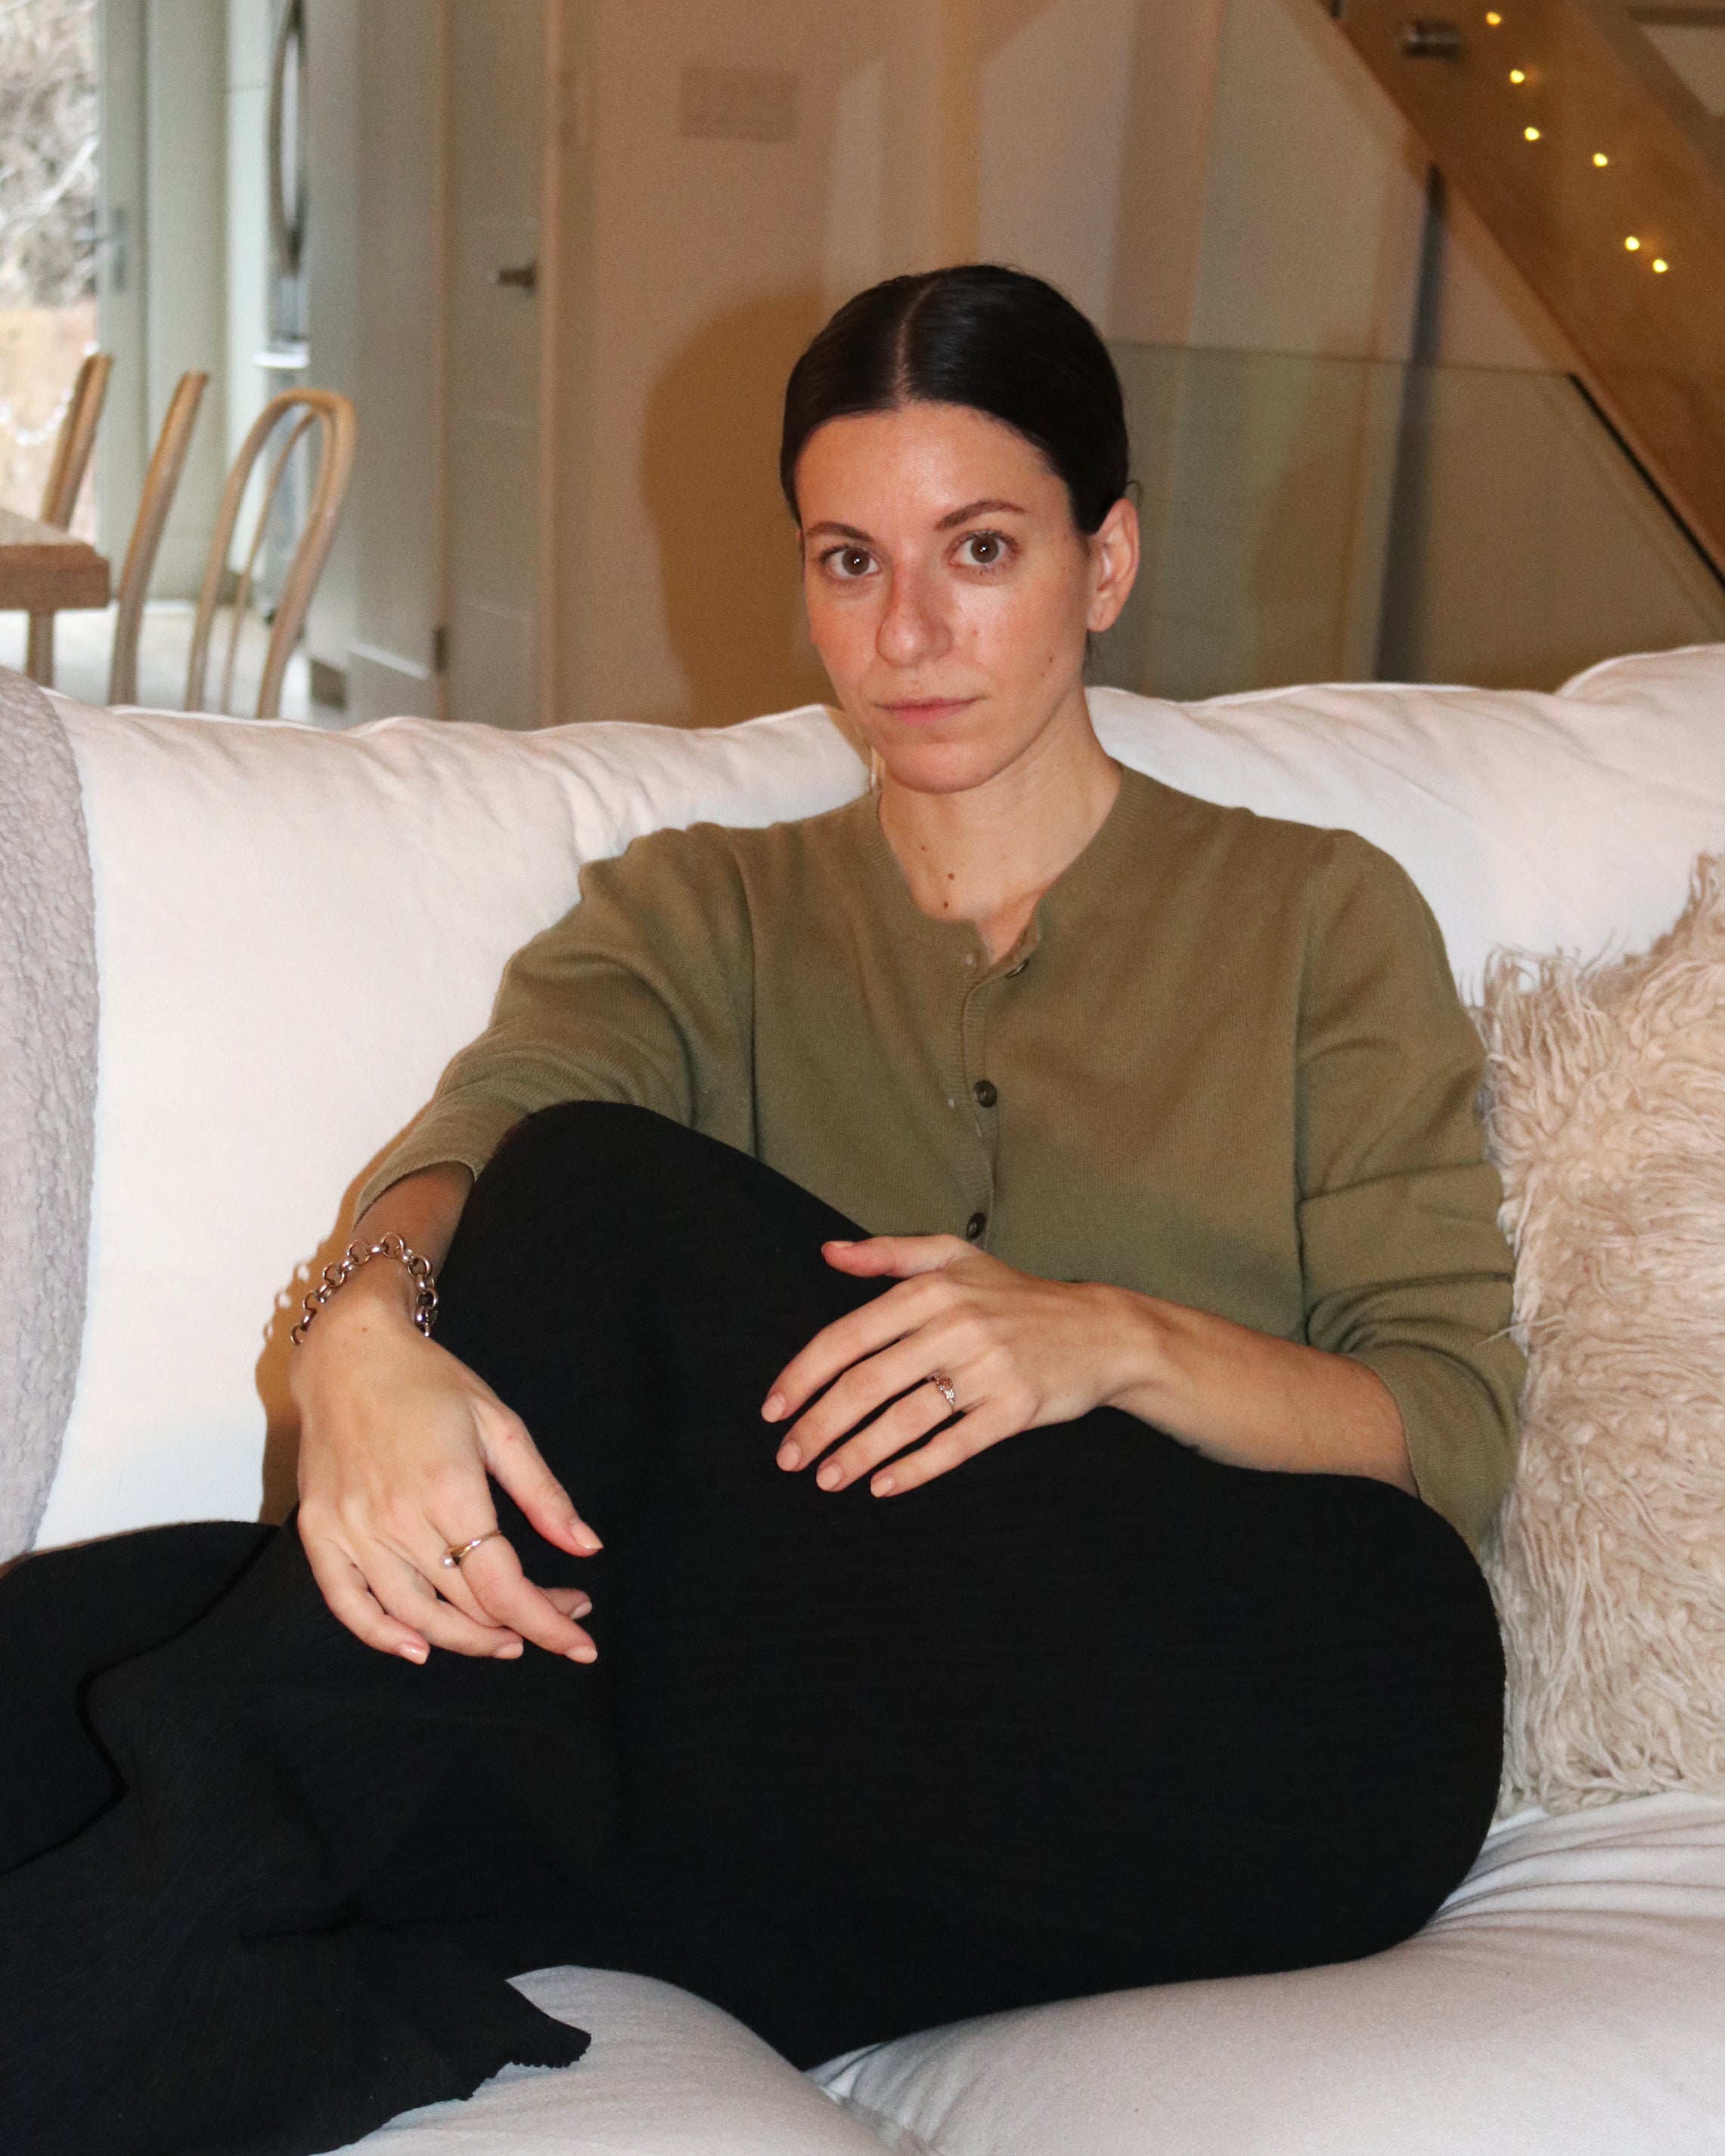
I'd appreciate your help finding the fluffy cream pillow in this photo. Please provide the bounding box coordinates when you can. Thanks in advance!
[1480,859,1725,1812]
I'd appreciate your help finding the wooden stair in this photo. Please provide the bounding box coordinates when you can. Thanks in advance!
[1323,0,1725,575]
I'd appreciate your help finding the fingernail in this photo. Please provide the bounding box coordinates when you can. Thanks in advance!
[572,1596,593,1618]
[762,1393,786,1422]
[398,1641,427,1663]
[494,1640,523,1659]
[568,1642,598,1664]
[825,1239,855,1249]
[872,1475,896,1496]
[817,1462,844,1491]
[777,1442,800,1469]
[570,1522,603,1552]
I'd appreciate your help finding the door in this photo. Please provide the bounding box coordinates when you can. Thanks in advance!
[442,0,545,727]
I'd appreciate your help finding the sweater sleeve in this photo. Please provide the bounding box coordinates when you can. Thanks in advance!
[355,825,755,1218]
[1294,832,1523,1550]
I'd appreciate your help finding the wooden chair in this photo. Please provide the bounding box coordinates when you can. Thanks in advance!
[26,349,114,686]
[185,387,357,719]
[106,372,208,706]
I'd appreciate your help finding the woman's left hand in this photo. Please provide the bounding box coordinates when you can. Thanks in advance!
[762,1236,1131,1495]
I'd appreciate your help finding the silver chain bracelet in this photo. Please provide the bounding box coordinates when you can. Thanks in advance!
[290,1233,439,1346]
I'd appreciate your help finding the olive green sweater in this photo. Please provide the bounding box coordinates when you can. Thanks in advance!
[364,767,1522,1547]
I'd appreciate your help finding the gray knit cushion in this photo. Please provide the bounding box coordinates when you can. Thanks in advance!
[0,669,98,1558]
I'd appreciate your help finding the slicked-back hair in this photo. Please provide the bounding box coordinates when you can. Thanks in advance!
[780,265,1131,536]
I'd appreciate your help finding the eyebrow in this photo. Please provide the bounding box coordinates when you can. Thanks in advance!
[937,497,1027,529]
[803,498,1030,544]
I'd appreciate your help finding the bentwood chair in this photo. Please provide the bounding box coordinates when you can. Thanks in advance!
[106,371,209,706]
[26,349,114,686]
[185,387,357,719]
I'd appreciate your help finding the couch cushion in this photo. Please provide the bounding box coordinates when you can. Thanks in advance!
[1478,855,1725,1810]
[33,647,1725,1546]
[340,1969,886,2155]
[814,1791,1725,2156]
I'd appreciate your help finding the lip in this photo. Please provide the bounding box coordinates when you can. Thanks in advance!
[877,696,978,724]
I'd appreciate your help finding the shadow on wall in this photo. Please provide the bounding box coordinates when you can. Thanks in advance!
[640,289,835,730]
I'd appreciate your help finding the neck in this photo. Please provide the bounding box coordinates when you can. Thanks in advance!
[876,693,1121,964]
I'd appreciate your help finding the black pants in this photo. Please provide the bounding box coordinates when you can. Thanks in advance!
[0,1104,1504,2156]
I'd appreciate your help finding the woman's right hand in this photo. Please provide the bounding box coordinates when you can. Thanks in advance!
[292,1250,603,1665]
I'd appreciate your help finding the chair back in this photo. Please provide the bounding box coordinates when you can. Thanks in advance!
[107,372,208,706]
[185,388,357,719]
[26,350,114,686]
[36,350,113,529]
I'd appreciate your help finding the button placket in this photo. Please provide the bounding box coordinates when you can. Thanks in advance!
[957,971,997,1246]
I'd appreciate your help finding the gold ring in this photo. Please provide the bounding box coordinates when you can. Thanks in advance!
[441,1531,501,1570]
[926,1371,960,1414]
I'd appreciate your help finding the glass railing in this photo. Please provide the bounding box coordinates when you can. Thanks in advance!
[1089,340,1725,702]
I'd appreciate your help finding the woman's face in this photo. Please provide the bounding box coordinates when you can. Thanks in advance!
[796,400,1138,796]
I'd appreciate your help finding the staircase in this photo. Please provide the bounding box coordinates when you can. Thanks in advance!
[1323,1,1725,575]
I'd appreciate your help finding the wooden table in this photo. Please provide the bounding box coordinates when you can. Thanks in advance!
[0,505,110,613]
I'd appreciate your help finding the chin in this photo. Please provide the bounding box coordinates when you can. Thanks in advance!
[874,732,1031,796]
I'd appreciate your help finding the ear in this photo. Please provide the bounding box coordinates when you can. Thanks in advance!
[1084,496,1140,634]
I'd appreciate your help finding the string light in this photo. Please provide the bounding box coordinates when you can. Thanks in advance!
[1479,35,1659,280]
[1485,9,1503,22]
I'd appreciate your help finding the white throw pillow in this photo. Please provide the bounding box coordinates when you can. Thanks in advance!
[1091,643,1725,996]
[34,645,1725,1546]
[38,703,866,1546]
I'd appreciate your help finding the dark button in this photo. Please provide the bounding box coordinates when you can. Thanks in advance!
[965,1211,988,1241]
[973,1078,997,1109]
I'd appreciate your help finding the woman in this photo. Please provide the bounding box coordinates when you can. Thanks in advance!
[0,266,1518,2156]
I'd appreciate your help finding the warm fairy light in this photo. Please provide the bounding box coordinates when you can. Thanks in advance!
[1509,67,1526,83]
[1653,258,1670,273]
[1524,126,1540,141]
[1592,152,1609,167]
[1486,10,1503,23]
[1624,235,1641,251]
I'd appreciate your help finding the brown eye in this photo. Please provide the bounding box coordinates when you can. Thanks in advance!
[842,548,870,577]
[958,532,1009,568]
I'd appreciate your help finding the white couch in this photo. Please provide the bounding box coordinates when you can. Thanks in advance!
[8,653,1725,2154]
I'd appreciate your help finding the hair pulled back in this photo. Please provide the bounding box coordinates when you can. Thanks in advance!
[780,264,1130,536]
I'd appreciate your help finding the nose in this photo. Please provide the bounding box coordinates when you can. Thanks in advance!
[876,560,951,670]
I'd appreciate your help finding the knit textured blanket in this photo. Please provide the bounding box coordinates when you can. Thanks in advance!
[0,669,97,1559]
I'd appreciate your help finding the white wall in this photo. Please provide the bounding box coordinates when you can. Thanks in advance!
[143,0,228,595]
[290,0,1711,725]
[563,2,905,728]
[551,0,1609,729]
[302,0,358,683]
[303,0,439,718]
[95,0,148,566]
[225,0,270,470]
[98,0,286,607]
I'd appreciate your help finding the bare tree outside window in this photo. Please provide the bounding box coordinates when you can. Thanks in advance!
[0,0,98,529]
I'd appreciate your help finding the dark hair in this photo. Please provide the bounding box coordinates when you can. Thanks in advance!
[780,265,1130,535]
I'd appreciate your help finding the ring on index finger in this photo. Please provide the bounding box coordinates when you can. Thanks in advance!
[442,1531,503,1570]
[925,1371,960,1415]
